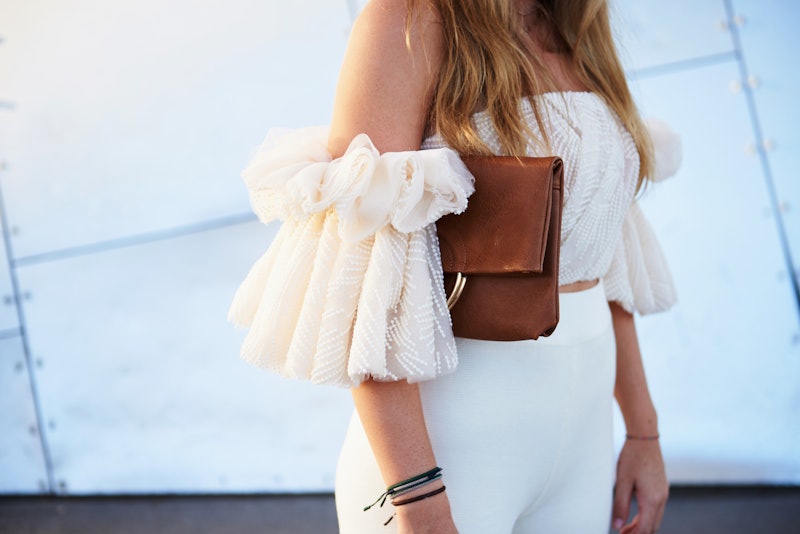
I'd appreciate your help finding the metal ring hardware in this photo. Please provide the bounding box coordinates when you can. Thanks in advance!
[446,272,467,310]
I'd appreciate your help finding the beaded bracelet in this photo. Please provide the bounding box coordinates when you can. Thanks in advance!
[626,433,660,441]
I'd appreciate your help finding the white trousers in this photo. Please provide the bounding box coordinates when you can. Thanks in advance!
[335,281,617,533]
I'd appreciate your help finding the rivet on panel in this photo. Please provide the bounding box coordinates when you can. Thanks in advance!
[747,75,760,89]
[744,142,757,156]
[58,480,68,493]
[778,202,790,214]
[48,420,56,430]
[792,332,800,346]
[28,424,37,436]
[732,14,746,27]
[3,295,12,305]
[22,291,32,301]
[729,80,742,94]
[762,138,776,151]
[0,160,7,171]
[716,19,729,32]
[10,225,20,236]
[14,361,24,372]
[36,358,44,368]
[38,480,48,492]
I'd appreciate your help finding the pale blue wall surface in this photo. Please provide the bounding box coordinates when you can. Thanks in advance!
[0,0,797,494]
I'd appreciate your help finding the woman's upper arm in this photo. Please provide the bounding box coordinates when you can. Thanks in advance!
[328,0,443,157]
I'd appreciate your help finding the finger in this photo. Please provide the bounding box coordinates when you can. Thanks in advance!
[654,508,665,533]
[654,486,669,531]
[631,495,658,534]
[612,480,633,532]
[619,514,638,534]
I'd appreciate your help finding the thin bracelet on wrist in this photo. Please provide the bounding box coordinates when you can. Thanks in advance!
[363,466,444,512]
[625,433,660,441]
[382,485,447,526]
[392,484,447,506]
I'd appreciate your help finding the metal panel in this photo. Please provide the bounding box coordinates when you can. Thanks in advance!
[0,220,18,333]
[616,61,800,483]
[16,222,353,494]
[731,0,800,285]
[0,336,49,494]
[0,0,350,260]
[613,0,734,72]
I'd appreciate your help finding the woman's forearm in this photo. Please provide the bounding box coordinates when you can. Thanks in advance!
[609,302,669,533]
[609,302,659,435]
[351,379,457,530]
[351,379,440,486]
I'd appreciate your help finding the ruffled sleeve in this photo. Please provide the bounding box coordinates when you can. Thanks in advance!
[603,201,677,315]
[227,126,475,387]
[603,117,681,315]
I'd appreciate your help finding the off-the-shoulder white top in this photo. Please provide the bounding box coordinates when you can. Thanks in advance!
[228,92,679,387]
[423,91,678,314]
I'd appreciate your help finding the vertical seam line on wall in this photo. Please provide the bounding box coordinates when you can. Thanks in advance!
[0,178,57,493]
[724,0,800,322]
[345,0,359,23]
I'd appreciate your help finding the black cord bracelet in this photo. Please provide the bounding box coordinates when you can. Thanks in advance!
[363,466,443,511]
[381,485,448,526]
[391,484,447,507]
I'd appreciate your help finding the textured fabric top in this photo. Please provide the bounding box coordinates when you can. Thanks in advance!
[422,92,678,314]
[228,93,679,387]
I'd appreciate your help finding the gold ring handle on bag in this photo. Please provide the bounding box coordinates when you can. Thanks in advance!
[446,272,467,310]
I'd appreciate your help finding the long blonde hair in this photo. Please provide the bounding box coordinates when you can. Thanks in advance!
[406,0,654,191]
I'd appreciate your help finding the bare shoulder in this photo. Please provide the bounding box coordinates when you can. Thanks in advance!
[328,0,444,156]
[349,0,443,88]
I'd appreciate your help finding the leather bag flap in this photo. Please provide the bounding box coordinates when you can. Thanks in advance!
[437,155,563,275]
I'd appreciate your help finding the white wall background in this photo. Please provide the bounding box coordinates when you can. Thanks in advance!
[0,0,797,495]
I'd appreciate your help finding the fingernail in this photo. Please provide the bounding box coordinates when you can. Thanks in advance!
[613,518,624,530]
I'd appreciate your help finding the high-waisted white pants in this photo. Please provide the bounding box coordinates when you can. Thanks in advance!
[335,281,617,533]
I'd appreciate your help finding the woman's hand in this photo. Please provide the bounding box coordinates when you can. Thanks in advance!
[609,302,669,533]
[612,438,669,534]
[395,489,459,534]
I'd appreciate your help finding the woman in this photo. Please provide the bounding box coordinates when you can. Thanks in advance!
[330,1,674,533]
[230,0,676,532]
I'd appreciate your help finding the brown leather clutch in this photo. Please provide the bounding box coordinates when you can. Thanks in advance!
[436,155,564,341]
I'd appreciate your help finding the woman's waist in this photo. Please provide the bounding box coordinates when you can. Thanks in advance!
[453,279,611,348]
[545,278,611,345]
[559,278,599,293]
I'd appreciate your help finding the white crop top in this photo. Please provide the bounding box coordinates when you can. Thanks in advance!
[422,92,678,314]
[228,93,678,387]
